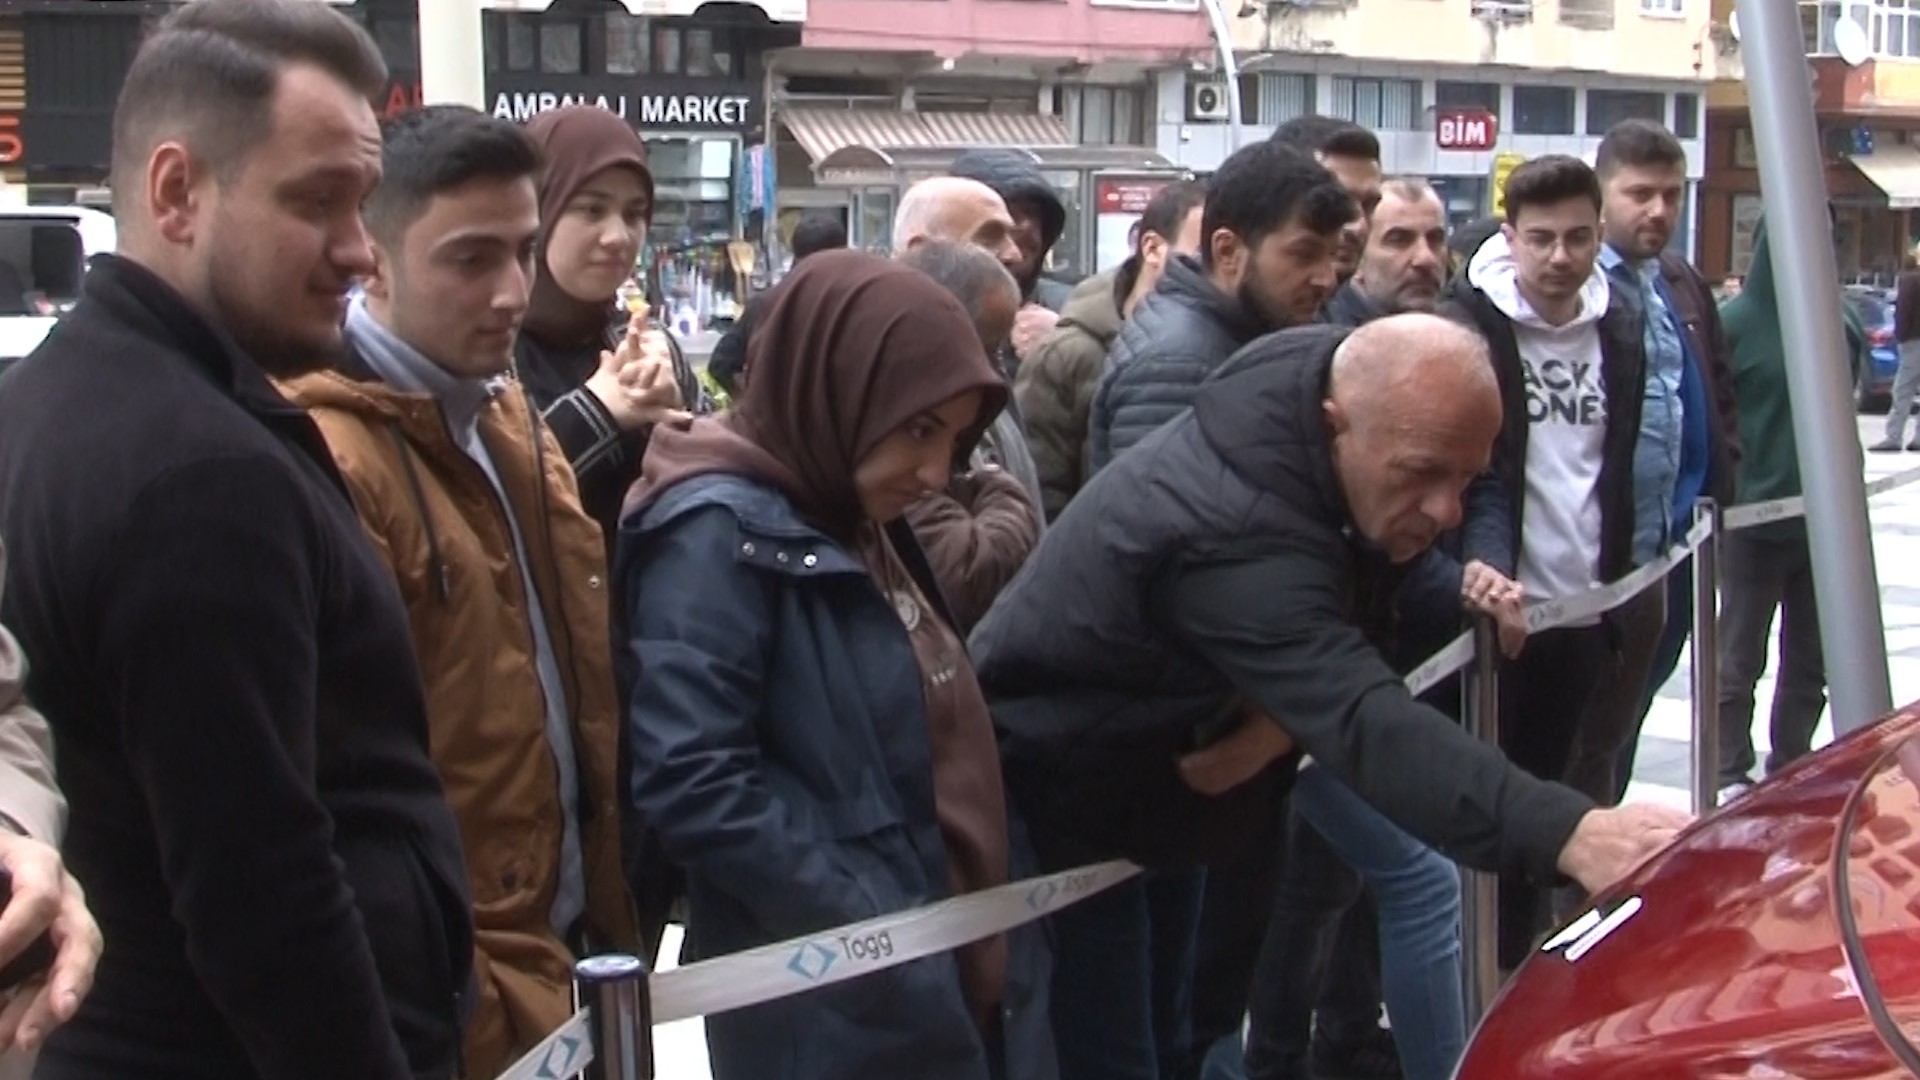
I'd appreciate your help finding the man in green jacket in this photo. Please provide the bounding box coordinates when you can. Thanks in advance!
[1014,180,1205,520]
[1715,213,1870,801]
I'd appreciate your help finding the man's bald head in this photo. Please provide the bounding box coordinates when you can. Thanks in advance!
[894,176,1022,274]
[1324,313,1501,562]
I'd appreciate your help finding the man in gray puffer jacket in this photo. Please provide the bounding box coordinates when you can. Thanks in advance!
[1086,140,1353,474]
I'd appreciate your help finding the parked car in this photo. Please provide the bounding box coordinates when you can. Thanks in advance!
[1847,285,1900,413]
[0,204,114,377]
[1455,702,1920,1078]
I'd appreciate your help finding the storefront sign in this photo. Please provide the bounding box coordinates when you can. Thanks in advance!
[0,116,23,166]
[1489,151,1527,220]
[1435,108,1498,152]
[1093,176,1174,272]
[380,80,424,120]
[488,81,760,132]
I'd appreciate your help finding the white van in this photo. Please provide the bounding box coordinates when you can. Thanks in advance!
[0,205,117,372]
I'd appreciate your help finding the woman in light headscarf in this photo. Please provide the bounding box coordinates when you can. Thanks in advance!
[616,250,1055,1080]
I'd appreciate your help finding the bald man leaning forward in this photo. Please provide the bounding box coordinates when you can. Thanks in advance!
[972,315,1690,936]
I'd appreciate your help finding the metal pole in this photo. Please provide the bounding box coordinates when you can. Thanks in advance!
[575,954,653,1080]
[1197,0,1245,152]
[1689,499,1722,816]
[1736,0,1892,732]
[1459,616,1501,1024]
[417,0,487,110]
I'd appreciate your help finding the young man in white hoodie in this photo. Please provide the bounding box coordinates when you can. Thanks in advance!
[1443,155,1648,973]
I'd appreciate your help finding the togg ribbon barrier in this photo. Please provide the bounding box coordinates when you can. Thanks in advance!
[494,861,1141,1080]
[497,464,1920,1080]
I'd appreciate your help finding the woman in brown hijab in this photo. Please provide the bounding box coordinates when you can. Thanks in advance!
[514,105,707,552]
[617,250,1057,1080]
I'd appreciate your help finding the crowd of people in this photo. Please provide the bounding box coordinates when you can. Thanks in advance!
[0,0,1863,1078]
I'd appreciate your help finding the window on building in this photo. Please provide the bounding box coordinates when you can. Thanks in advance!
[1082,87,1115,145]
[1586,89,1666,135]
[1331,76,1421,131]
[606,13,652,74]
[1640,0,1683,15]
[1255,73,1315,127]
[1673,92,1701,139]
[1802,0,1918,57]
[539,22,583,75]
[1078,86,1145,144]
[1512,85,1575,134]
[505,16,536,72]
[684,29,718,77]
[655,25,683,75]
[371,17,419,71]
[1435,80,1500,115]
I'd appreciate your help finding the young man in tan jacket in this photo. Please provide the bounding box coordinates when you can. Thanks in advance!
[281,106,662,1075]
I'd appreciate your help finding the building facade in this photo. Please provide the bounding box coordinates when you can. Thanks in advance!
[768,0,1215,271]
[1702,0,1920,282]
[478,0,801,332]
[7,0,425,205]
[1159,0,1721,253]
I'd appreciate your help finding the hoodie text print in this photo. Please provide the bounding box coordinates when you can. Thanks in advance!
[1470,232,1611,615]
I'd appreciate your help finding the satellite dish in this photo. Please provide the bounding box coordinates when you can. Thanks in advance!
[1834,16,1870,67]
[1728,10,1740,41]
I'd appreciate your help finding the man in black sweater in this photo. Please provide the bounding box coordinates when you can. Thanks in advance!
[0,2,473,1076]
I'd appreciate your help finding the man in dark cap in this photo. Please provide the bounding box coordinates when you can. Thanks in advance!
[950,149,1074,379]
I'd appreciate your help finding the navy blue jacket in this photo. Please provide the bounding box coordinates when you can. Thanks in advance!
[616,474,1055,1080]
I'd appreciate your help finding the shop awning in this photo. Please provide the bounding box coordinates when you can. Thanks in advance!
[782,108,1076,178]
[1851,144,1920,209]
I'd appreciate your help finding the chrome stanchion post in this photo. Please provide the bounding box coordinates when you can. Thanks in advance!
[575,954,653,1080]
[1459,616,1502,1025]
[1690,498,1722,816]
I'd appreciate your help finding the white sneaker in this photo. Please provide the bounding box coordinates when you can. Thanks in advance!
[1716,780,1755,808]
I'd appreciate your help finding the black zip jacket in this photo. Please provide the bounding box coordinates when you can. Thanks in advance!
[970,323,1595,876]
[0,255,473,1079]
[1442,277,1648,587]
[515,319,704,557]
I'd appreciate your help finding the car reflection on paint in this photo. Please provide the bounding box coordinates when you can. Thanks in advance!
[1455,704,1920,1079]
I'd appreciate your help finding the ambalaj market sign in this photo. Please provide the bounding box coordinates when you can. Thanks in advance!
[492,91,753,128]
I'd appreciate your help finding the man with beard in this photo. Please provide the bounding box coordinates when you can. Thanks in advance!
[950,149,1075,378]
[1327,178,1450,324]
[1089,139,1352,472]
[1271,115,1384,284]
[1060,137,1350,1080]
[0,1,473,1075]
[1583,120,1740,808]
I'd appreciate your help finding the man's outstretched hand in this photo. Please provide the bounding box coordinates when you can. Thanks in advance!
[1556,802,1693,894]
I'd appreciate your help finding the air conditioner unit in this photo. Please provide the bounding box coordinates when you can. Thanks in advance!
[1188,79,1231,123]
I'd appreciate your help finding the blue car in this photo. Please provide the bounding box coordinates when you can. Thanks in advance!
[1845,286,1900,412]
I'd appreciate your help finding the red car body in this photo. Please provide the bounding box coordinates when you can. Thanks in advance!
[1457,704,1920,1079]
